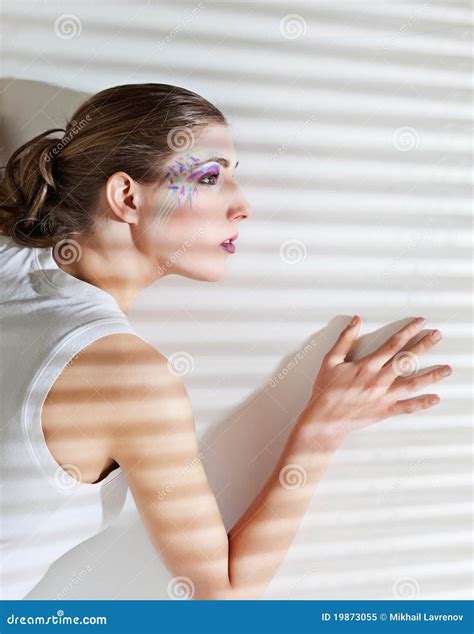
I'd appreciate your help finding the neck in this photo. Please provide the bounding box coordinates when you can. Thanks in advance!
[54,240,157,314]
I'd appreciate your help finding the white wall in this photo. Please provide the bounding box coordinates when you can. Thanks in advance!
[1,0,471,600]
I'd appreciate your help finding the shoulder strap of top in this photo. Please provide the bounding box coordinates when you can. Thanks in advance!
[21,317,147,493]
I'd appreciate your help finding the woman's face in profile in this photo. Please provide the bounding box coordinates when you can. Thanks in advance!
[147,123,252,283]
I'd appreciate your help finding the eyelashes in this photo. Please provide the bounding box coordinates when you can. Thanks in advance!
[198,169,220,186]
[189,161,221,187]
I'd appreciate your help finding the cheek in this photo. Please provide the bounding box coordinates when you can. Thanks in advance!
[148,186,199,237]
[166,191,216,232]
[154,206,207,256]
[148,187,222,256]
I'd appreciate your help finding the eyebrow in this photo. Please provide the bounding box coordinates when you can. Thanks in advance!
[192,157,239,170]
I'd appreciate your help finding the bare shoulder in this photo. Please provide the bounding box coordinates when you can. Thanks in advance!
[42,332,193,484]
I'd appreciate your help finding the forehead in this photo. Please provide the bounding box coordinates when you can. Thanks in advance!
[172,123,236,165]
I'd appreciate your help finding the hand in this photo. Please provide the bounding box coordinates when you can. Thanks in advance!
[302,316,452,446]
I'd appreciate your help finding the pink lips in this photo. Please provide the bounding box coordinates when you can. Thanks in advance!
[220,233,239,254]
[221,242,235,254]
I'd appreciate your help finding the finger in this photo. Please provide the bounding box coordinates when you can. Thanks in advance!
[389,364,452,396]
[387,393,440,416]
[362,317,427,371]
[381,328,443,371]
[324,315,361,368]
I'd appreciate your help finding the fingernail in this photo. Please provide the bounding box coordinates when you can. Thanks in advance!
[349,315,359,327]
[415,317,426,326]
[430,329,442,342]
[429,396,440,404]
[441,366,452,376]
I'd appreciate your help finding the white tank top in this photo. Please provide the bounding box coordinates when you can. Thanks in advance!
[0,234,141,599]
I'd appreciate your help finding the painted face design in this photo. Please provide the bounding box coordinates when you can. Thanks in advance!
[165,152,222,208]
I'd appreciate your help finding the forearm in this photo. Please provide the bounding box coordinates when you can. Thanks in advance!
[225,408,344,600]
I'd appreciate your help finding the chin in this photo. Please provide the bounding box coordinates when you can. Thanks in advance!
[196,268,225,283]
[182,261,226,283]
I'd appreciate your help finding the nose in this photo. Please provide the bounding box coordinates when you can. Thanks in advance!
[228,185,252,222]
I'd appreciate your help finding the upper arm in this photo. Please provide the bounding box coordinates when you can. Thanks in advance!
[86,334,233,600]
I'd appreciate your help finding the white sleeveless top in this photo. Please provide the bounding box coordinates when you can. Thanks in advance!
[0,235,141,599]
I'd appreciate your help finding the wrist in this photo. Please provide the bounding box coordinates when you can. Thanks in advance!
[296,405,348,453]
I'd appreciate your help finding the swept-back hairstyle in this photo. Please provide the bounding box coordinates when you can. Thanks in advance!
[0,83,227,247]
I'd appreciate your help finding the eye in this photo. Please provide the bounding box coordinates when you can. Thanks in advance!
[199,169,220,185]
[198,170,220,186]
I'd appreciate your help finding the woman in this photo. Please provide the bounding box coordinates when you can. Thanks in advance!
[0,83,451,600]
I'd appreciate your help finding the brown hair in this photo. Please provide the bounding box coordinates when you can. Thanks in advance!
[0,83,227,248]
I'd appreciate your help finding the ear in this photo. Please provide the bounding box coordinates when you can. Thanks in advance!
[105,171,139,224]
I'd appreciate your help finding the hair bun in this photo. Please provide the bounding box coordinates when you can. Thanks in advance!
[0,128,66,247]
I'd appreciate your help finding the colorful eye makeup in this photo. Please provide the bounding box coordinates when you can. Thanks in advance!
[188,163,221,184]
[165,152,223,208]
